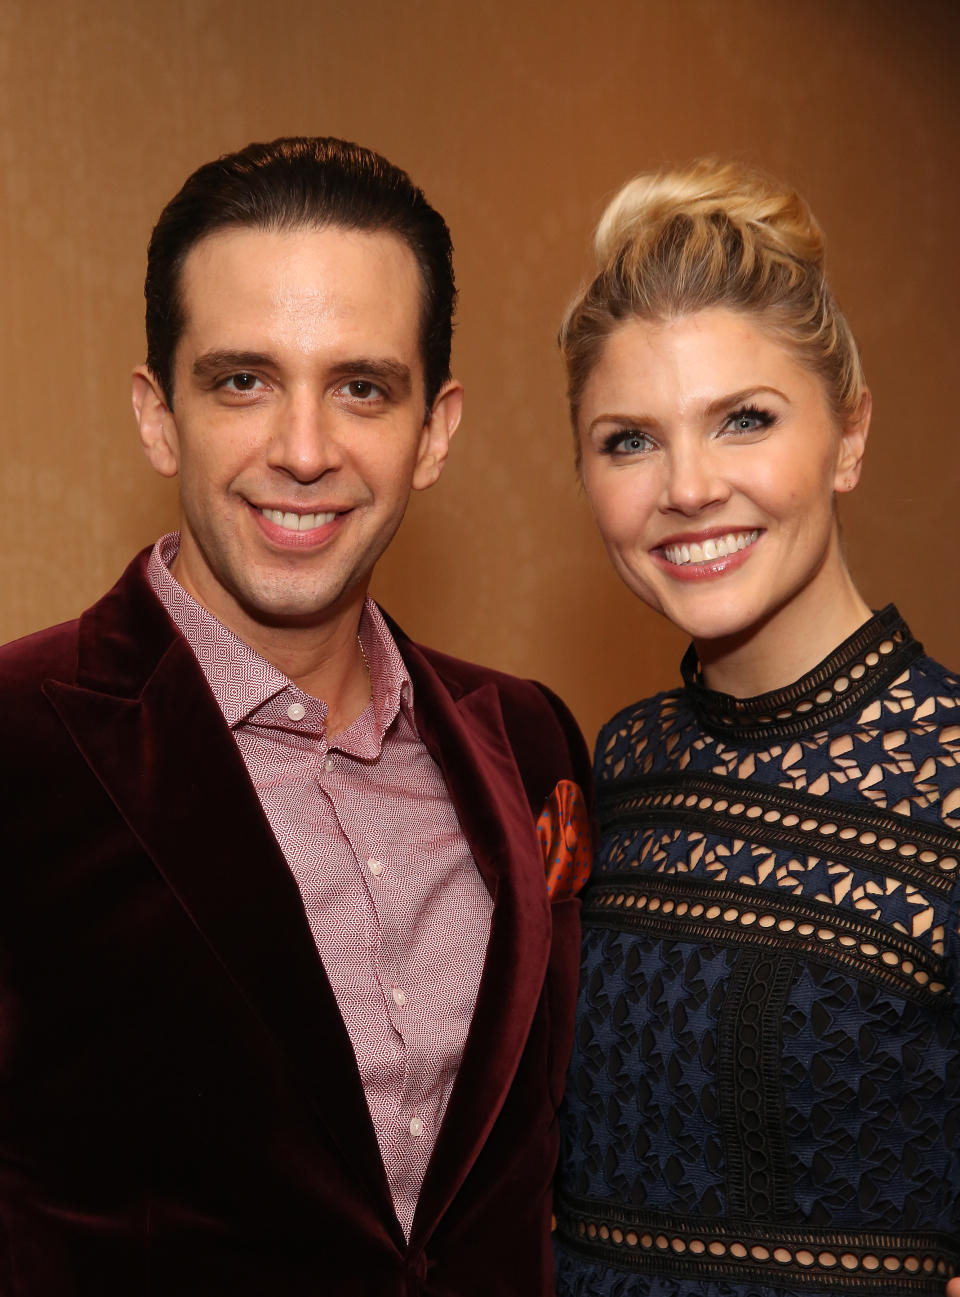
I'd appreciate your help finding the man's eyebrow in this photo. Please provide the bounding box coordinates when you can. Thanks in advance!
[192,350,274,381]
[191,351,413,396]
[327,358,412,396]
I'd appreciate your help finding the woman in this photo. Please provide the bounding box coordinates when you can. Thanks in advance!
[552,159,960,1296]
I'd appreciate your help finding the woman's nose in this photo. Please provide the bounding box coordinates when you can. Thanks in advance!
[661,442,729,516]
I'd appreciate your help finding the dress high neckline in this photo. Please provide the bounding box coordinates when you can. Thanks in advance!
[680,604,923,743]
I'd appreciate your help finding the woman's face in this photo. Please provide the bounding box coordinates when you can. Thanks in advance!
[577,307,869,652]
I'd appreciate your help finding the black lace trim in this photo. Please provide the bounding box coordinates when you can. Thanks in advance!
[681,605,923,743]
[555,1193,959,1291]
[582,872,949,1003]
[720,950,794,1221]
[597,772,960,895]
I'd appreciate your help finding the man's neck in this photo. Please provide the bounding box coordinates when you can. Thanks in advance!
[282,620,373,735]
[169,554,373,733]
[239,613,374,735]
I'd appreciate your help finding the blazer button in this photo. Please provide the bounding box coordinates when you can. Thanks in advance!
[406,1251,428,1281]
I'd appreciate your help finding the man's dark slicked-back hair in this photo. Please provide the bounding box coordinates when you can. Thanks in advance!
[144,136,457,412]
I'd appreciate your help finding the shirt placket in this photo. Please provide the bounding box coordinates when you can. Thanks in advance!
[324,747,428,1218]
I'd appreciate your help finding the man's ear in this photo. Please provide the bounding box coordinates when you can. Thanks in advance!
[132,366,180,478]
[834,388,871,494]
[412,379,463,492]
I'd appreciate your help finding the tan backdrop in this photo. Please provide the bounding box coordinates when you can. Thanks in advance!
[1,0,957,744]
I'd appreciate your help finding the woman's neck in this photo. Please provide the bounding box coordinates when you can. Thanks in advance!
[696,568,872,699]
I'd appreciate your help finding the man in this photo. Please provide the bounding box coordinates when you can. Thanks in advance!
[0,138,590,1296]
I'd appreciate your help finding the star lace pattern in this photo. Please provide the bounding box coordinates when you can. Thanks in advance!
[555,608,960,1296]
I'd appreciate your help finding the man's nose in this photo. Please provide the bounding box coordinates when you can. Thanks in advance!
[266,392,344,482]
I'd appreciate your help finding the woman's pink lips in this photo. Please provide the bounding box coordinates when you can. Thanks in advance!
[651,531,762,582]
[655,525,760,546]
[250,504,346,550]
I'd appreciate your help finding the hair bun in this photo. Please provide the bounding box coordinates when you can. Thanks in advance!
[561,156,865,430]
[594,157,826,274]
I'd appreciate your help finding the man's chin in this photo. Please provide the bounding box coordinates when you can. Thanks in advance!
[233,578,362,631]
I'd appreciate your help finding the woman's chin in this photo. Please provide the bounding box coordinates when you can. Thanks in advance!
[650,588,768,648]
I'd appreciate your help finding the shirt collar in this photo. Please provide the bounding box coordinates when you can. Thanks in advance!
[146,532,415,747]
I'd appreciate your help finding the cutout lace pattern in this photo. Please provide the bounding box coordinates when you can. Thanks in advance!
[556,609,960,1295]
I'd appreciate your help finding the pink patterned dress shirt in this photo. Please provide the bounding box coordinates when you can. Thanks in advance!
[147,533,493,1238]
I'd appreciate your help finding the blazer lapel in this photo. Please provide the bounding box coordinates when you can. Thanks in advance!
[399,641,552,1244]
[42,557,396,1224]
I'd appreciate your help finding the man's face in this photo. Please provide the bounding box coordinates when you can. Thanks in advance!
[133,224,460,643]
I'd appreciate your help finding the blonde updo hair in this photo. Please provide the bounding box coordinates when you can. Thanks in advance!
[560,158,865,441]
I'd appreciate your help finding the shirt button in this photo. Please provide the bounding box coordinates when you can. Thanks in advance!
[286,702,306,721]
[409,1117,424,1138]
[324,757,334,772]
[367,858,383,877]
[392,988,407,1007]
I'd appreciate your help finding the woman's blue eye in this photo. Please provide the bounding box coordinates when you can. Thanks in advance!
[603,430,652,455]
[727,405,774,432]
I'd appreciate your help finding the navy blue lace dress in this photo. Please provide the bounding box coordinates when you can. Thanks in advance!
[554,608,960,1296]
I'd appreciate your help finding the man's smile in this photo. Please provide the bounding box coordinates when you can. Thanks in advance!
[257,507,339,532]
[249,501,348,550]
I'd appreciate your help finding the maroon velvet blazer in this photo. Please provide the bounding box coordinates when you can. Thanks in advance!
[0,551,591,1297]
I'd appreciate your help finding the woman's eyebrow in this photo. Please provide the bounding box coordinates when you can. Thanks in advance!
[702,385,790,415]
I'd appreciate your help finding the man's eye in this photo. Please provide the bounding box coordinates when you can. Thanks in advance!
[223,372,259,392]
[341,380,383,400]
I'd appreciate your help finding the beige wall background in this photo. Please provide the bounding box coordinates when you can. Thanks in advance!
[0,0,957,744]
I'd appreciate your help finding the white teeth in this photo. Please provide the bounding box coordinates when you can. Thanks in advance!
[662,529,759,567]
[260,508,336,532]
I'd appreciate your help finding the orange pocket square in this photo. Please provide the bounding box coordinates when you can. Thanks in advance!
[537,779,591,901]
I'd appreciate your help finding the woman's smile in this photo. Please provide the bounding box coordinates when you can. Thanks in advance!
[656,527,761,571]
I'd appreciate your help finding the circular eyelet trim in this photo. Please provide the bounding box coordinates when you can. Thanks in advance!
[601,782,960,890]
[678,613,923,742]
[563,1208,956,1286]
[589,884,947,998]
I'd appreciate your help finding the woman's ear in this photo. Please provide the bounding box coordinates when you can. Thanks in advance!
[132,366,180,478]
[834,389,872,494]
